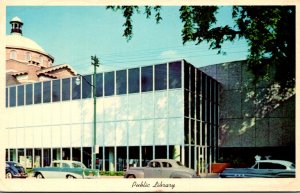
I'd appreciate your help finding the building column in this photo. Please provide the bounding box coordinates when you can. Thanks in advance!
[109,147,114,172]
[173,145,181,161]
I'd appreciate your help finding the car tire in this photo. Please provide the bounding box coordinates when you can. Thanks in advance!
[6,172,13,179]
[127,174,135,178]
[67,175,76,179]
[36,173,44,179]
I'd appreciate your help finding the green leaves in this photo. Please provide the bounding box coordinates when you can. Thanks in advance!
[106,6,295,93]
[107,6,161,41]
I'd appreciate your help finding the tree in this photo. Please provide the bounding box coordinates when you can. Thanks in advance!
[107,6,295,95]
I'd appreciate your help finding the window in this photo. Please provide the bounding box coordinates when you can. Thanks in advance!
[162,162,172,168]
[82,75,92,99]
[39,55,44,65]
[34,83,42,104]
[62,78,70,101]
[184,62,190,90]
[259,163,287,169]
[116,70,127,95]
[169,61,182,89]
[6,88,8,107]
[9,86,16,107]
[17,85,24,106]
[62,163,70,168]
[72,77,81,100]
[129,68,140,93]
[155,63,167,90]
[141,66,153,92]
[96,73,103,97]
[10,50,17,60]
[150,161,161,168]
[25,52,31,61]
[52,79,61,102]
[43,81,51,103]
[26,84,33,105]
[104,72,115,96]
[190,66,195,92]
[53,162,60,167]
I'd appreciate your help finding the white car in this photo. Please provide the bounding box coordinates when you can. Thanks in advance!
[124,159,198,178]
[220,159,295,178]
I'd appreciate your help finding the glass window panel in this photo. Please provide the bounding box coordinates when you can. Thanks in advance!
[9,86,16,107]
[96,73,103,97]
[26,84,33,105]
[104,72,115,96]
[155,63,167,90]
[190,66,195,93]
[169,61,182,89]
[141,66,153,92]
[34,82,42,104]
[207,77,211,102]
[197,121,201,145]
[17,85,24,106]
[6,88,8,107]
[116,70,127,95]
[184,118,189,144]
[184,90,189,117]
[53,79,61,102]
[197,70,201,95]
[72,77,81,100]
[129,68,140,93]
[61,79,70,101]
[43,81,51,103]
[196,95,200,120]
[202,122,205,146]
[184,62,190,90]
[191,92,195,118]
[191,120,195,144]
[202,73,206,99]
[82,75,92,99]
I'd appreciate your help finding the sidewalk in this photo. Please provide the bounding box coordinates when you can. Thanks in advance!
[198,173,219,178]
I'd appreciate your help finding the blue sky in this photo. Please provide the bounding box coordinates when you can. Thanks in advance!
[6,6,249,74]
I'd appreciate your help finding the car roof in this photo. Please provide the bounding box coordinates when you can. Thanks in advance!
[6,161,17,164]
[151,159,181,164]
[52,160,82,164]
[257,160,294,166]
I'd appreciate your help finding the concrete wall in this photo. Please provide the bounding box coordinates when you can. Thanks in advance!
[200,60,295,149]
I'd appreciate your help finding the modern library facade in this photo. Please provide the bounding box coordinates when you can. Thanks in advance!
[5,60,220,172]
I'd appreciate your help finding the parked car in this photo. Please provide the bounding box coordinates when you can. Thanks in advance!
[124,159,198,178]
[219,159,295,178]
[33,160,99,179]
[6,161,28,179]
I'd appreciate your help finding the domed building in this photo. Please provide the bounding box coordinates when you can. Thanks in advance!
[6,16,76,85]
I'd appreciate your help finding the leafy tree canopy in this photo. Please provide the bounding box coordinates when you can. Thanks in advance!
[106,6,295,94]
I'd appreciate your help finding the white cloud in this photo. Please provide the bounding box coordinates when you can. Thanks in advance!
[160,50,182,60]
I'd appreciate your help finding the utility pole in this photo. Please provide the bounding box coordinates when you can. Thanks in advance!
[91,55,99,170]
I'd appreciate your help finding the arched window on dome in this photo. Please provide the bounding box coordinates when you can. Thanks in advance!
[39,55,44,65]
[25,52,31,62]
[10,50,17,60]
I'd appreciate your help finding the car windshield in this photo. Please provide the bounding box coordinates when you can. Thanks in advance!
[12,162,23,167]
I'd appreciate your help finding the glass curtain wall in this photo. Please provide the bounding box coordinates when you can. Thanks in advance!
[183,61,219,172]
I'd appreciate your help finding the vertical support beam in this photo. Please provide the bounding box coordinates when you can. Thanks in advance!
[114,146,117,171]
[139,146,142,167]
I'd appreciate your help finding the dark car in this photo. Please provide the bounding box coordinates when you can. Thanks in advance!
[6,161,28,179]
[219,159,295,178]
